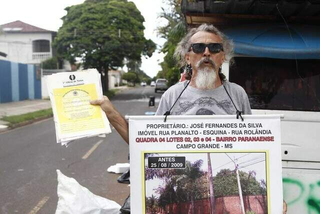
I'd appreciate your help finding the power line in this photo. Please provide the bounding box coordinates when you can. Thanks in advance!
[237,154,265,166]
[239,159,265,169]
[233,153,252,162]
[212,153,251,171]
[212,159,234,171]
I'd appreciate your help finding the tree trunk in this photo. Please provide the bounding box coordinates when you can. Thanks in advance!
[247,195,251,211]
[188,196,195,214]
[207,153,216,214]
[100,68,109,93]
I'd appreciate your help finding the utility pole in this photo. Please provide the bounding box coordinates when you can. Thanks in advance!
[226,154,245,214]
[207,153,215,214]
[235,164,246,214]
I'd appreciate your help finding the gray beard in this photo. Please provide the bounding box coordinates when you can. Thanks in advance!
[195,66,217,90]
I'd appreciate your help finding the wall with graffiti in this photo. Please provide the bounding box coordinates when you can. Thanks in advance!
[283,169,320,214]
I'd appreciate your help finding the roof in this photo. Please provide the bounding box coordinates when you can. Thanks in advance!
[0,20,55,33]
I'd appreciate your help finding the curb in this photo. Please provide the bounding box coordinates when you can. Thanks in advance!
[0,125,9,132]
[0,115,53,133]
[0,120,9,132]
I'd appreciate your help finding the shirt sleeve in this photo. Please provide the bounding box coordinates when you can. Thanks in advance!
[242,93,252,115]
[155,95,170,115]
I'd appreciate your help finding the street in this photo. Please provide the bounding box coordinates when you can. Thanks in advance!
[0,86,163,214]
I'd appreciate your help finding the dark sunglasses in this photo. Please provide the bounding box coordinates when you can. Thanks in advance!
[189,43,224,54]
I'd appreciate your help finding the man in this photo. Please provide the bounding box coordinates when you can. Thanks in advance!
[90,23,251,144]
[156,24,251,116]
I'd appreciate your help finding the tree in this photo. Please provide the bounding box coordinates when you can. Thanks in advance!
[53,0,156,92]
[157,0,186,86]
[157,180,177,213]
[41,57,62,69]
[122,72,138,86]
[146,195,158,214]
[176,159,205,214]
[126,60,151,83]
[213,169,265,197]
[145,160,205,214]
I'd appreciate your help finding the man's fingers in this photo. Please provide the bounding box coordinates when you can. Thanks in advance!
[102,95,110,101]
[90,99,103,105]
[90,96,110,105]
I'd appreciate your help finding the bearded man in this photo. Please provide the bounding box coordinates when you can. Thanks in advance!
[156,24,251,116]
[90,24,251,144]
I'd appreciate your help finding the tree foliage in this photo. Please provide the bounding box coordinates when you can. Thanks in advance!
[145,160,205,213]
[213,169,265,197]
[126,60,151,83]
[146,195,158,214]
[145,157,266,213]
[122,72,138,86]
[53,0,156,91]
[41,57,62,69]
[157,0,187,86]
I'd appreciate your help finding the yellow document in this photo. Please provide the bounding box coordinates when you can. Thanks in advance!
[47,70,111,146]
[54,84,104,134]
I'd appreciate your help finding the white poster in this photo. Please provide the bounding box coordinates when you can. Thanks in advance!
[129,115,283,214]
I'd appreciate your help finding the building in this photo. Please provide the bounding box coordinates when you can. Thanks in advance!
[0,20,55,65]
[108,69,125,88]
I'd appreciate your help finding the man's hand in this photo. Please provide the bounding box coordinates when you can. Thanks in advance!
[90,96,129,144]
[90,96,115,115]
[283,200,287,214]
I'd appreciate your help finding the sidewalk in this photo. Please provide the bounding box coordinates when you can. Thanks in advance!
[0,86,129,131]
[0,99,52,130]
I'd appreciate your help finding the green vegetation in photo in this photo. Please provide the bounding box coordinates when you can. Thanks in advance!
[145,159,267,214]
[213,169,265,197]
[145,160,205,213]
[1,109,53,127]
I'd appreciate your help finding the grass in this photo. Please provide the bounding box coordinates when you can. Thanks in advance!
[104,88,120,98]
[1,108,53,127]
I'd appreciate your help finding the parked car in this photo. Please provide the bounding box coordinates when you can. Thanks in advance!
[155,79,168,93]
[141,82,147,87]
[150,81,156,87]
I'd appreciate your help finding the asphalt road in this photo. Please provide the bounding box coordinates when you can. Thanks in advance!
[0,86,163,214]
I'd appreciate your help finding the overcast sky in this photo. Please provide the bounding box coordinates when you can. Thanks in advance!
[0,0,167,77]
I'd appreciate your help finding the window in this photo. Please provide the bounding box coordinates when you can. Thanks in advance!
[32,40,50,52]
[229,57,320,111]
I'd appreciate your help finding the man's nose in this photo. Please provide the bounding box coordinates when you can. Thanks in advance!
[203,47,210,56]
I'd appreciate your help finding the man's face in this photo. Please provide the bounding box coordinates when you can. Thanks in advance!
[185,31,225,77]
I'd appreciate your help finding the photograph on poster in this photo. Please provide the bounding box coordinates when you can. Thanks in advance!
[144,152,268,214]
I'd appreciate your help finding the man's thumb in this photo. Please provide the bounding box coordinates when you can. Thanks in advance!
[90,99,101,105]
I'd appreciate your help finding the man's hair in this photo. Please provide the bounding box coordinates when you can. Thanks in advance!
[174,23,234,67]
